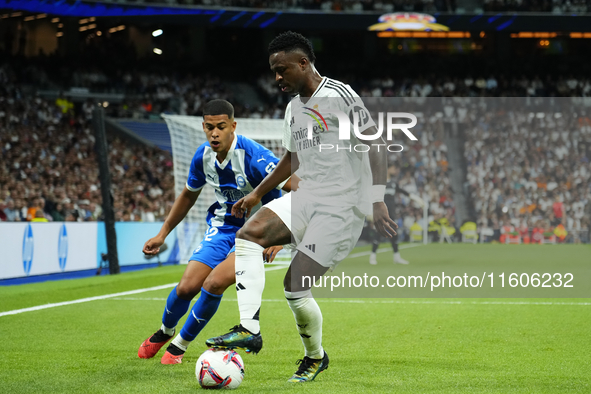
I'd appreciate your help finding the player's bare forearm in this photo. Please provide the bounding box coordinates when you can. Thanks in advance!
[158,187,200,238]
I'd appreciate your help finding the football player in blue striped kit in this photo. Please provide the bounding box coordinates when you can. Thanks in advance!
[139,99,295,364]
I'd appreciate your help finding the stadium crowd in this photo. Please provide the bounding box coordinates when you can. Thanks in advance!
[0,65,176,223]
[259,73,591,103]
[464,103,591,243]
[1,60,589,243]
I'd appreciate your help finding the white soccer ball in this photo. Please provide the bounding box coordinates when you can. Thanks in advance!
[196,348,245,390]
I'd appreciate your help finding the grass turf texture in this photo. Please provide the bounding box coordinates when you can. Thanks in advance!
[0,244,589,393]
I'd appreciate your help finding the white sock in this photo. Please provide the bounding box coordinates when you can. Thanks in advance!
[171,334,191,352]
[160,324,174,336]
[285,290,324,359]
[235,238,265,334]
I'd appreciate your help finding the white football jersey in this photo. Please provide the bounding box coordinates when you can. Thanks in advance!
[283,77,375,214]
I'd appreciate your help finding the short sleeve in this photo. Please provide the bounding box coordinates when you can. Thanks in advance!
[186,148,206,192]
[248,145,287,190]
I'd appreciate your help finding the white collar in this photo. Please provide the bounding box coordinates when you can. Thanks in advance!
[311,76,327,98]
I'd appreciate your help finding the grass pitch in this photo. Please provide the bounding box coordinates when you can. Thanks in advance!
[0,244,589,393]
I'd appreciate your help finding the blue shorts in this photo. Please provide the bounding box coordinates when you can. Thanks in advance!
[189,225,238,269]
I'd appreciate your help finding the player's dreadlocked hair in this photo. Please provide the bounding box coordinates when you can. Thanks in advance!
[268,31,316,63]
[203,99,234,119]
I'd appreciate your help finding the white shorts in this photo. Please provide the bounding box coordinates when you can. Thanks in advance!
[264,191,365,270]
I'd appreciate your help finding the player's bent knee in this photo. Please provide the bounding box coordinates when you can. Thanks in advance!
[236,221,266,244]
[203,274,233,295]
[176,280,200,300]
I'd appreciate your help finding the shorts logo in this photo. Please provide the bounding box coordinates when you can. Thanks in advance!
[304,244,316,253]
[236,175,246,188]
[193,244,203,254]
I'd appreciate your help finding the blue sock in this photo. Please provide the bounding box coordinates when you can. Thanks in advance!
[180,288,222,341]
[162,286,192,329]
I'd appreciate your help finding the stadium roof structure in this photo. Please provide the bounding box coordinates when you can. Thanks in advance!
[2,0,591,32]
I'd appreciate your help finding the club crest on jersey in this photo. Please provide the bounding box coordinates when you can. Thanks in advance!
[236,175,246,188]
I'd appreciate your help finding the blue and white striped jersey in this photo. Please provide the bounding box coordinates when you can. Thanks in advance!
[186,134,283,228]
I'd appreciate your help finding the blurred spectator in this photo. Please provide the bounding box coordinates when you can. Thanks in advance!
[31,209,49,223]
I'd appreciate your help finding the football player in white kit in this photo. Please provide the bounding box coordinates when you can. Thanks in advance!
[206,32,396,382]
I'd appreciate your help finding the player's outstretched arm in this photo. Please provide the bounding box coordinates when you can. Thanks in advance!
[232,151,294,218]
[143,187,201,255]
[361,126,397,238]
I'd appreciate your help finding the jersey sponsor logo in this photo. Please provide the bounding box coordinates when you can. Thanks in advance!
[236,175,246,188]
[221,189,247,202]
[58,224,68,272]
[22,224,34,276]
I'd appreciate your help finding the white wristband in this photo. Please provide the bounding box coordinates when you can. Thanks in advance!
[371,185,386,203]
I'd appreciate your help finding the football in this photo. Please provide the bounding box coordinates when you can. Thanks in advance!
[195,349,245,390]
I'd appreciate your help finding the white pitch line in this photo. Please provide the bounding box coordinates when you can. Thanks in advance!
[0,283,178,318]
[347,243,420,259]
[264,265,289,271]
[108,297,591,306]
[0,266,287,318]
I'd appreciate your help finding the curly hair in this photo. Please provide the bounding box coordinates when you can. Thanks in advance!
[268,31,316,63]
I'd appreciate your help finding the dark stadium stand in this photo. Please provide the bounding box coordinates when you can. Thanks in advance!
[117,120,172,152]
